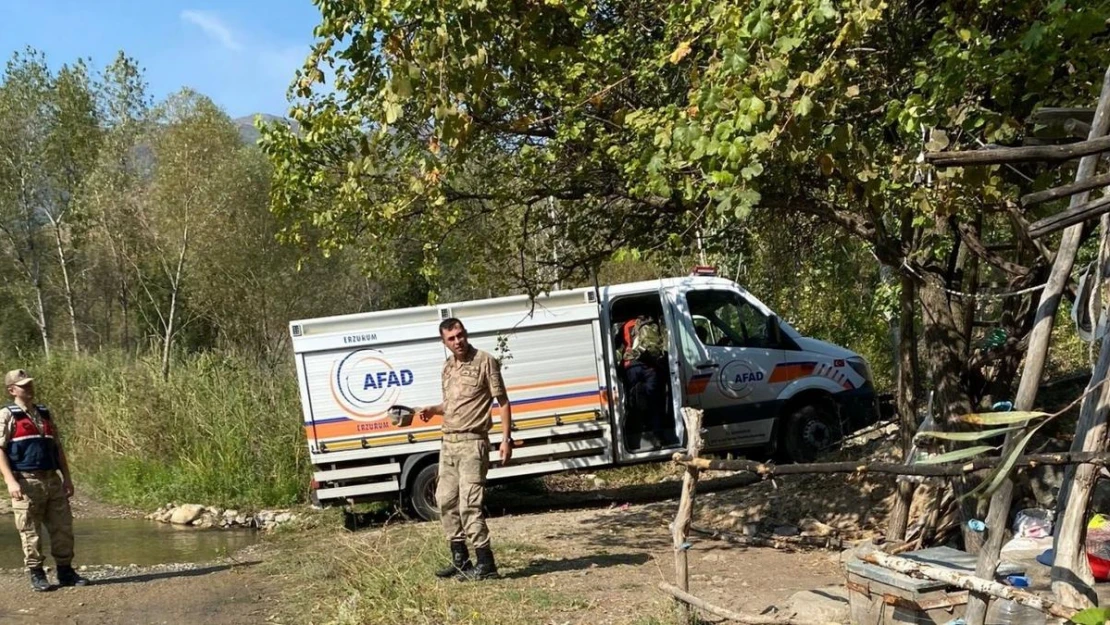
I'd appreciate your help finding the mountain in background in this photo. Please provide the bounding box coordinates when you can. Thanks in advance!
[234,113,300,145]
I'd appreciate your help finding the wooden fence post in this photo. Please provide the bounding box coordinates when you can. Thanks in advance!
[672,407,704,621]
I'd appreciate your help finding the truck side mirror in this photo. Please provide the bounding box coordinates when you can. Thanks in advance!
[767,315,783,347]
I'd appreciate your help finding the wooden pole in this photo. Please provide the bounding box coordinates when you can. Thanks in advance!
[1021,172,1110,207]
[1051,213,1110,609]
[925,134,1110,167]
[672,407,704,621]
[859,549,1077,621]
[1027,194,1110,239]
[1031,108,1095,126]
[672,451,1110,477]
[964,63,1110,625]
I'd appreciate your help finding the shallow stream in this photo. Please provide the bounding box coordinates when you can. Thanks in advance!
[0,517,258,569]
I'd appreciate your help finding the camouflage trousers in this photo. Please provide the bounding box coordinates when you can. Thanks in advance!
[11,470,74,570]
[436,433,490,549]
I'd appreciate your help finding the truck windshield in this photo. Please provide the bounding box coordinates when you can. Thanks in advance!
[686,290,773,349]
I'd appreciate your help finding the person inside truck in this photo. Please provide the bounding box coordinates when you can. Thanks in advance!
[617,315,675,450]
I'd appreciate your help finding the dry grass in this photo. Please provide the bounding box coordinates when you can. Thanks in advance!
[268,520,592,625]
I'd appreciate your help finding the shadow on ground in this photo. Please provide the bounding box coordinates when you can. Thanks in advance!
[88,561,257,587]
[503,552,652,579]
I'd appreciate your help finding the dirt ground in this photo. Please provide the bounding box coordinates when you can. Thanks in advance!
[0,480,852,625]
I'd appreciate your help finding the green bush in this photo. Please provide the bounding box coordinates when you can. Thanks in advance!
[4,350,308,510]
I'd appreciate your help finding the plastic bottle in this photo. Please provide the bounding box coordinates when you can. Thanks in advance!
[984,598,1046,625]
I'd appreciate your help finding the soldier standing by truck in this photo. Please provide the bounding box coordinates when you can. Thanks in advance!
[415,318,514,581]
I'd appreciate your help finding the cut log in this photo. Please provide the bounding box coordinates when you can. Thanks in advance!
[925,134,1110,167]
[1021,172,1110,207]
[964,63,1110,625]
[658,582,829,625]
[1028,194,1110,239]
[672,451,1110,477]
[859,549,1076,621]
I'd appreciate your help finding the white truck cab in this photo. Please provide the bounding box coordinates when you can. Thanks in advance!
[289,268,879,519]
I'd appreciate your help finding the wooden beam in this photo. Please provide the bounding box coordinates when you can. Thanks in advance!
[859,549,1076,620]
[1027,194,1110,239]
[1032,107,1095,125]
[1066,118,1094,139]
[1021,172,1110,206]
[672,451,1110,477]
[926,134,1110,167]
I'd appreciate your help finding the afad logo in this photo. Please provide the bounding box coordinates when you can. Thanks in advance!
[718,360,765,399]
[330,349,414,421]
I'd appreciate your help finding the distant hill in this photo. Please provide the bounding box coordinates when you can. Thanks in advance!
[234,114,300,145]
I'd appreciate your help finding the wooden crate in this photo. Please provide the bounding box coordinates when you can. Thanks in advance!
[846,546,1023,625]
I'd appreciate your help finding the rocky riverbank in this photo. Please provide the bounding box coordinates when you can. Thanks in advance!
[146,503,299,530]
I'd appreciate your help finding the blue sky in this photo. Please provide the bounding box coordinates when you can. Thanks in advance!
[0,1,323,118]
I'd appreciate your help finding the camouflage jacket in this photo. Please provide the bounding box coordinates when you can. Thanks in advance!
[623,317,666,363]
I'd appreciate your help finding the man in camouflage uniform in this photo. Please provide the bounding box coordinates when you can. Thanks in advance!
[0,369,88,591]
[416,318,514,581]
[621,316,671,448]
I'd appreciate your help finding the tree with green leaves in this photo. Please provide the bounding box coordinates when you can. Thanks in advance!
[0,49,58,357]
[265,0,1109,418]
[133,90,246,379]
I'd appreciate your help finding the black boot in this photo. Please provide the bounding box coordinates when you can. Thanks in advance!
[460,547,498,580]
[28,567,50,592]
[435,542,472,578]
[57,565,89,587]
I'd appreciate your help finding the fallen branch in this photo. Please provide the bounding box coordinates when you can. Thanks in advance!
[658,582,829,625]
[1028,194,1110,239]
[672,451,1110,478]
[859,548,1075,620]
[1021,172,1110,207]
[689,525,843,551]
[926,134,1110,167]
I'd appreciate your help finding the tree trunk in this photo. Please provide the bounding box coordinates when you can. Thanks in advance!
[50,223,81,352]
[33,280,50,360]
[888,272,919,542]
[161,219,190,381]
[964,64,1110,625]
[918,278,980,552]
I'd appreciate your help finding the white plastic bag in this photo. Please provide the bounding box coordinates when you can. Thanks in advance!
[1013,508,1054,539]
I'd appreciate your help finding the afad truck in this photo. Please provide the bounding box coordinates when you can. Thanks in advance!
[289,268,880,520]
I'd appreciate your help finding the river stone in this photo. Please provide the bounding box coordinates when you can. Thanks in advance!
[224,509,239,519]
[783,586,850,624]
[193,512,219,529]
[234,514,249,526]
[257,510,275,523]
[275,512,293,524]
[170,504,205,525]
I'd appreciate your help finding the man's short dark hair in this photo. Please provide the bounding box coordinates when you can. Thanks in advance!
[439,317,465,336]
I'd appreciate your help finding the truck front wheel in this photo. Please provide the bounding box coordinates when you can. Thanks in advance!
[782,402,841,463]
[408,463,441,521]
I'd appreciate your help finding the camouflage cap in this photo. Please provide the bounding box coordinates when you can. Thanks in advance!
[4,369,33,387]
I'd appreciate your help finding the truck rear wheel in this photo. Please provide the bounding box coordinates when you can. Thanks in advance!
[782,402,841,463]
[408,462,441,521]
